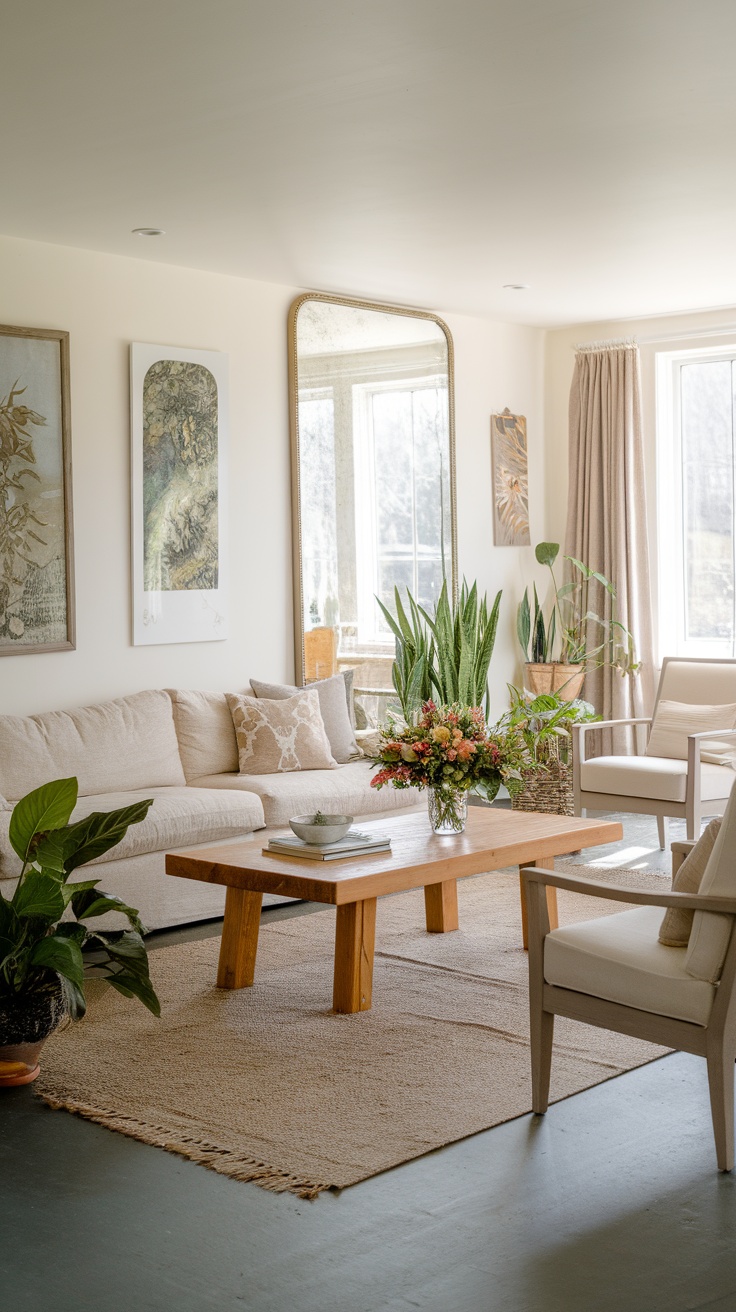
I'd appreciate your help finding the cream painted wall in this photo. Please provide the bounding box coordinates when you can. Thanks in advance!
[0,234,544,719]
[545,305,736,662]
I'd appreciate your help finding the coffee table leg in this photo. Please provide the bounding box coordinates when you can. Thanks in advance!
[333,898,377,1013]
[519,859,558,951]
[217,887,263,989]
[424,879,459,932]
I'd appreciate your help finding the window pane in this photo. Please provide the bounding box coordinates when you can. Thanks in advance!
[368,382,450,639]
[680,362,734,642]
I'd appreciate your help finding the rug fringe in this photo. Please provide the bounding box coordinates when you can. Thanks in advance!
[37,1093,330,1200]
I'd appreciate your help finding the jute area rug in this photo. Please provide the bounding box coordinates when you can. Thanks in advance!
[37,863,671,1198]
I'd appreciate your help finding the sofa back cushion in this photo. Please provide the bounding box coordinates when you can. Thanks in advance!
[168,688,248,781]
[0,690,186,801]
[686,788,736,983]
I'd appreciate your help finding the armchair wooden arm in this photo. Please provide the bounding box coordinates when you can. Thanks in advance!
[520,865,736,916]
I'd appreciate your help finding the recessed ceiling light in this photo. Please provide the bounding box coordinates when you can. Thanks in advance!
[132,227,165,237]
[503,283,530,290]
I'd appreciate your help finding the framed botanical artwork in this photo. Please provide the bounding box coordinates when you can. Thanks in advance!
[0,324,75,656]
[131,343,229,645]
[490,408,530,546]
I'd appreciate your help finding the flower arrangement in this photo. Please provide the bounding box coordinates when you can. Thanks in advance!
[370,701,535,832]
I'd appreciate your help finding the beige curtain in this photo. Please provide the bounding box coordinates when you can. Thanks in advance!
[565,342,655,752]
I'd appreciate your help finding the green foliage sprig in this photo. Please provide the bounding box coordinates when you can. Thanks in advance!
[497,686,600,768]
[377,580,502,721]
[0,778,160,1020]
[517,542,638,677]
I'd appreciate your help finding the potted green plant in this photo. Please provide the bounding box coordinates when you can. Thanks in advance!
[0,777,160,1087]
[517,542,638,700]
[377,579,502,721]
[497,686,600,815]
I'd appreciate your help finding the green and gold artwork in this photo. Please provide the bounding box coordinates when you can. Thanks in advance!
[142,360,219,591]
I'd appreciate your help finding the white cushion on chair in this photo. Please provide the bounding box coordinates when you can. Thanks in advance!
[580,756,735,803]
[686,787,736,983]
[544,905,716,1026]
[646,699,736,764]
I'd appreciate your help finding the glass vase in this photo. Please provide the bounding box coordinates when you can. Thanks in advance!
[427,786,468,835]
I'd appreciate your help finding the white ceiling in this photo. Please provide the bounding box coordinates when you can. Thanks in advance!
[4,0,736,328]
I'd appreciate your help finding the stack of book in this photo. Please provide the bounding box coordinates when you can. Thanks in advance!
[264,830,391,862]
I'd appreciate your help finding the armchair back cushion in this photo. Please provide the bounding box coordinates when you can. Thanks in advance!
[646,700,736,765]
[0,690,186,801]
[659,660,736,706]
[686,789,736,983]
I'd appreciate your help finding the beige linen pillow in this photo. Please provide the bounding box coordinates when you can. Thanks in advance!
[646,700,736,765]
[250,672,360,764]
[226,689,337,775]
[658,818,723,947]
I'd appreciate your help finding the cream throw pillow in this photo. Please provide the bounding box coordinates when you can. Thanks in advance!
[646,700,736,766]
[250,673,360,764]
[226,689,337,775]
[658,818,723,947]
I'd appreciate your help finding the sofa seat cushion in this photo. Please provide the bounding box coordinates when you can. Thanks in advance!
[580,755,735,803]
[0,787,266,879]
[189,761,422,827]
[0,690,186,801]
[544,905,716,1026]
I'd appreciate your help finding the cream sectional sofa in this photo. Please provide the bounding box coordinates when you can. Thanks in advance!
[0,686,418,931]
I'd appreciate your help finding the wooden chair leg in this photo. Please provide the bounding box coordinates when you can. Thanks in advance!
[519,859,557,950]
[525,874,553,1114]
[656,815,669,850]
[706,1043,735,1172]
[531,1010,554,1114]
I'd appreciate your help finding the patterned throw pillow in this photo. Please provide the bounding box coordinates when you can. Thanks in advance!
[249,673,360,764]
[226,689,337,775]
[658,817,723,947]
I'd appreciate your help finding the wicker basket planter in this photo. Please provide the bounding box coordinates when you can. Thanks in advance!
[511,742,575,817]
[524,662,585,702]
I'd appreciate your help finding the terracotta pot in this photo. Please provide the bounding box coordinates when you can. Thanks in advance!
[0,986,66,1087]
[524,662,586,702]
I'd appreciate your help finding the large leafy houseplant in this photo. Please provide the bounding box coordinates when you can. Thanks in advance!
[496,687,600,816]
[0,777,160,1085]
[378,579,502,721]
[517,542,638,681]
[498,687,600,766]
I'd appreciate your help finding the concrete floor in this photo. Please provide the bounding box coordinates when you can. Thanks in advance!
[3,810,735,1312]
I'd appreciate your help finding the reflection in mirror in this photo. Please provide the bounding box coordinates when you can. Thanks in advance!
[289,295,456,723]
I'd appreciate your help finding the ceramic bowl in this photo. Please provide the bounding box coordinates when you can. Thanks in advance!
[289,814,353,846]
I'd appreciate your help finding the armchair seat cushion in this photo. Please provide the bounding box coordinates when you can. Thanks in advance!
[580,756,735,803]
[544,905,716,1026]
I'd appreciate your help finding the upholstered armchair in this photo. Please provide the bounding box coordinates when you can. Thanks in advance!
[522,790,736,1171]
[573,657,736,846]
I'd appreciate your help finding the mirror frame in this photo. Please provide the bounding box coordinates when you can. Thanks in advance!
[288,291,457,685]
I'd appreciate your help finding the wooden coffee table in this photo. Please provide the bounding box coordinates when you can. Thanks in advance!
[165,808,622,1013]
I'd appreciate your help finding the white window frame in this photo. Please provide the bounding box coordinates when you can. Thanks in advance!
[656,343,736,658]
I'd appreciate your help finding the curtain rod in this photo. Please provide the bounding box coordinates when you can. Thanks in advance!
[574,338,638,353]
[573,323,736,351]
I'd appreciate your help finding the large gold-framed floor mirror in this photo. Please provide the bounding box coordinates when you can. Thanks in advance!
[288,293,457,724]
